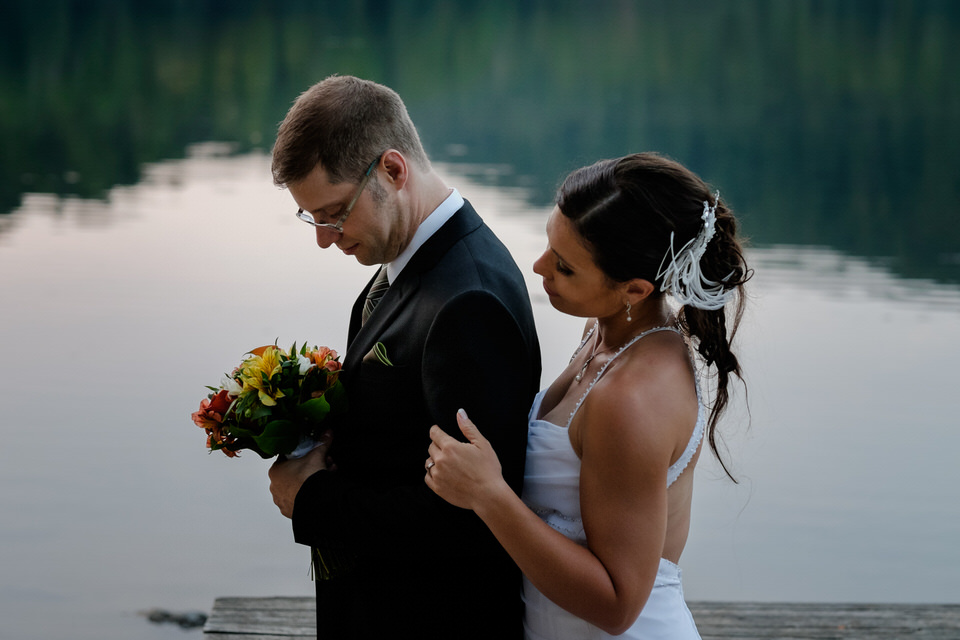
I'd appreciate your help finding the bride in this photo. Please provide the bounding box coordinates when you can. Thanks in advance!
[424,153,750,639]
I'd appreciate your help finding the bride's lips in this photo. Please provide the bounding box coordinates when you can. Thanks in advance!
[542,280,557,297]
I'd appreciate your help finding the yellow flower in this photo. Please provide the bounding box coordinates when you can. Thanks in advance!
[238,346,285,406]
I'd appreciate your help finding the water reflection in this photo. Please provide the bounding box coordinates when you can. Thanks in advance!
[751,246,960,311]
[2,0,958,287]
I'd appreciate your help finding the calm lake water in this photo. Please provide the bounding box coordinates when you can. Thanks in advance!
[2,2,959,638]
[1,152,958,640]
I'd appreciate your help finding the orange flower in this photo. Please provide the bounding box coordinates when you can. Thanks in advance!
[324,359,342,373]
[192,389,241,456]
[192,389,233,430]
[306,347,341,379]
[307,346,339,368]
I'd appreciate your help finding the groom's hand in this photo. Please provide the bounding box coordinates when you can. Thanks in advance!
[268,433,331,519]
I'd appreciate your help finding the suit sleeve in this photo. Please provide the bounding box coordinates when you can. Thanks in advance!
[421,290,532,496]
[291,290,536,560]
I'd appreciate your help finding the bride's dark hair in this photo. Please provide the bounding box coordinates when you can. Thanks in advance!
[557,152,751,480]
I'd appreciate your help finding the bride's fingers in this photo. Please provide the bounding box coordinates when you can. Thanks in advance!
[429,423,462,448]
[456,408,488,446]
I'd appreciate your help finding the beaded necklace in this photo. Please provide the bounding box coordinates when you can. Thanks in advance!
[571,323,615,383]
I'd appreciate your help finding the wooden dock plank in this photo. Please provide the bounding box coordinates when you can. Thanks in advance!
[203,597,960,639]
[204,597,315,638]
[690,602,960,639]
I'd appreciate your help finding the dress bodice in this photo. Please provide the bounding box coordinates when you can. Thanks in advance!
[521,325,706,544]
[522,390,589,543]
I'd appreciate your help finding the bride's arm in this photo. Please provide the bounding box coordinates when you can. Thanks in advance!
[571,379,673,631]
[426,381,677,634]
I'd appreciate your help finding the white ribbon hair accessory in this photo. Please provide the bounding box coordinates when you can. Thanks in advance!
[655,191,735,311]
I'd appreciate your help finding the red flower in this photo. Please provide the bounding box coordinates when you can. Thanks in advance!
[191,389,233,430]
[192,390,241,456]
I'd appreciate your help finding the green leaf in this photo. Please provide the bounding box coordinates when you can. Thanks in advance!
[297,396,331,423]
[244,403,272,422]
[324,381,347,414]
[223,422,260,438]
[252,419,300,457]
[229,436,269,459]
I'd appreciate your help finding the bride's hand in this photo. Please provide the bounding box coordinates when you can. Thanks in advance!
[425,409,507,511]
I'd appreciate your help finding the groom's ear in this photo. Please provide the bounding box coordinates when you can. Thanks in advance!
[380,149,408,190]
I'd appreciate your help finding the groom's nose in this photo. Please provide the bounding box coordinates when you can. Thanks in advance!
[315,226,339,249]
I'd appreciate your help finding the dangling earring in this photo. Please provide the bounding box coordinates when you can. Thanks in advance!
[625,301,633,322]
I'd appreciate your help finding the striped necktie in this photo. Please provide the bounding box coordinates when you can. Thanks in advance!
[361,266,390,325]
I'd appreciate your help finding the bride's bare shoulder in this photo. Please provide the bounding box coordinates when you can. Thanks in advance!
[578,332,696,452]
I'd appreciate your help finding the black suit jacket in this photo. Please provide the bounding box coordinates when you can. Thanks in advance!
[292,201,541,638]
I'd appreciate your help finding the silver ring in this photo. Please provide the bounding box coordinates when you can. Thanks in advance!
[425,460,435,471]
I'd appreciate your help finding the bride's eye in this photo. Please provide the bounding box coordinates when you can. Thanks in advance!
[556,260,573,276]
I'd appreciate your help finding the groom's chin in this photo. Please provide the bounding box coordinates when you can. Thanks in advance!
[341,245,371,265]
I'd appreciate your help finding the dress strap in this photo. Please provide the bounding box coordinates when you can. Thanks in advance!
[565,325,682,428]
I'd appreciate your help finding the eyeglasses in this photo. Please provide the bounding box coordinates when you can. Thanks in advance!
[296,155,382,233]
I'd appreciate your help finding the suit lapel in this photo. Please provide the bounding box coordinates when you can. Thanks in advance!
[344,271,421,375]
[342,201,483,376]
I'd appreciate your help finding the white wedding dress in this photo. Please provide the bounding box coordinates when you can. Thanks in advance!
[521,326,704,640]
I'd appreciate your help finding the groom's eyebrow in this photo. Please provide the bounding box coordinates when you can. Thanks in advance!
[308,185,354,216]
[307,198,345,219]
[308,199,339,215]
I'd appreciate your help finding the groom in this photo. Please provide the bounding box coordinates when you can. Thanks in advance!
[267,75,540,638]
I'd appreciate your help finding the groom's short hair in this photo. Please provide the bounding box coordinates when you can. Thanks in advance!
[272,75,430,187]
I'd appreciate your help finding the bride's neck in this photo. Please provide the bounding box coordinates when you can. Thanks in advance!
[596,299,673,349]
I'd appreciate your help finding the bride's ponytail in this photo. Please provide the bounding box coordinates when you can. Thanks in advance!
[677,198,750,480]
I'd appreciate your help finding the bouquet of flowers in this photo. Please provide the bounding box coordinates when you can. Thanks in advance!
[192,342,345,459]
